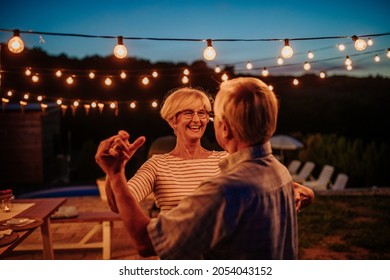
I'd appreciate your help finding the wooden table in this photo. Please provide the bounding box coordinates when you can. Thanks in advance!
[0,198,67,259]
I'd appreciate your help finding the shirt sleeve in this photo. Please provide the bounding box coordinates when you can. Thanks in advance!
[127,156,159,202]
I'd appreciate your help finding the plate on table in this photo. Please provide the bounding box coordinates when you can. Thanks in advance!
[0,218,43,231]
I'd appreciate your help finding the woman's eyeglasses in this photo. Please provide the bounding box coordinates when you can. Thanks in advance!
[178,109,211,120]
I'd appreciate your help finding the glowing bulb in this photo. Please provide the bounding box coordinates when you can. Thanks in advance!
[221,73,228,81]
[367,38,373,46]
[113,36,127,59]
[130,102,136,109]
[307,51,314,59]
[246,62,253,70]
[352,35,367,51]
[73,101,79,107]
[66,76,74,85]
[374,55,380,62]
[8,30,24,54]
[152,100,158,108]
[338,44,346,51]
[203,39,216,60]
[261,67,269,77]
[387,49,390,58]
[7,90,13,97]
[152,71,158,78]
[56,99,62,105]
[32,74,39,83]
[89,72,95,79]
[303,62,311,71]
[109,102,116,109]
[23,93,29,100]
[105,77,112,86]
[25,68,32,76]
[215,65,221,73]
[346,65,353,71]
[183,68,190,75]
[142,77,150,85]
[281,39,293,58]
[277,57,284,65]
[37,96,43,102]
[55,70,62,77]
[293,79,299,86]
[268,85,274,91]
[345,56,352,66]
[91,102,97,108]
[182,76,189,84]
[120,71,127,79]
[319,72,326,79]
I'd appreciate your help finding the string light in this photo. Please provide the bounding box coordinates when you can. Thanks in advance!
[307,51,314,59]
[151,100,158,108]
[25,68,32,76]
[104,77,112,86]
[181,76,189,84]
[303,62,311,71]
[367,38,373,46]
[120,71,127,79]
[152,71,158,78]
[352,35,367,51]
[344,56,352,66]
[214,65,221,73]
[31,74,39,83]
[374,55,380,62]
[55,70,62,77]
[66,76,74,85]
[293,78,299,86]
[246,62,253,70]
[8,29,24,54]
[319,71,326,79]
[346,65,353,71]
[142,77,150,85]
[261,67,269,77]
[221,73,228,81]
[130,101,136,109]
[203,39,216,61]
[183,68,190,75]
[337,44,346,51]
[277,57,284,65]
[387,48,390,58]
[113,36,127,59]
[89,72,95,79]
[281,39,293,59]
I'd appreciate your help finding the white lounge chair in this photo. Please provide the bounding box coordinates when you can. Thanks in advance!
[292,161,315,183]
[287,160,302,175]
[303,165,335,190]
[330,173,349,190]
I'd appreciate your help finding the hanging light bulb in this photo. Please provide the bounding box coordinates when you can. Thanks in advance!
[183,68,190,75]
[337,44,346,51]
[307,51,314,59]
[261,67,269,77]
[89,71,95,79]
[25,68,32,76]
[293,78,299,86]
[152,71,158,78]
[281,39,293,59]
[104,77,112,86]
[182,76,189,84]
[303,62,311,71]
[142,77,150,85]
[221,73,229,81]
[66,76,74,85]
[120,71,127,79]
[113,36,127,59]
[319,71,326,79]
[130,101,136,109]
[346,65,353,71]
[387,48,390,58]
[277,57,284,65]
[367,38,373,46]
[344,56,352,66]
[152,100,158,108]
[8,29,24,54]
[214,65,221,73]
[352,35,367,51]
[268,85,274,91]
[246,62,253,70]
[374,55,380,62]
[203,39,216,60]
[55,70,62,77]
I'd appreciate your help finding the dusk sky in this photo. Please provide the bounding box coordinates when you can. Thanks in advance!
[1,0,389,77]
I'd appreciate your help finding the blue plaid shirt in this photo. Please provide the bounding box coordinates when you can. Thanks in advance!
[147,142,298,259]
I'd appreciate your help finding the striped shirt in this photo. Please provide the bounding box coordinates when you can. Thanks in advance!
[127,151,228,212]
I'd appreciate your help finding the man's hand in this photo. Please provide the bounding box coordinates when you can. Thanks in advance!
[293,182,315,212]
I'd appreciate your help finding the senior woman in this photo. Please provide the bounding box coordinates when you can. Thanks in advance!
[96,87,314,213]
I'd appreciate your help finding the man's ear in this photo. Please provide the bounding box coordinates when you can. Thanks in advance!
[221,119,234,140]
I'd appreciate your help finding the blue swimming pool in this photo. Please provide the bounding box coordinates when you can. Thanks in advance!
[17,185,100,198]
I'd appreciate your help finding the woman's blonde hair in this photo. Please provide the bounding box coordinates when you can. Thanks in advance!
[160,87,213,125]
[214,77,279,145]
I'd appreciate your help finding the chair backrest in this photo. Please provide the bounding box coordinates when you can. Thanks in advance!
[331,173,349,190]
[316,165,335,187]
[287,160,302,175]
[296,161,315,180]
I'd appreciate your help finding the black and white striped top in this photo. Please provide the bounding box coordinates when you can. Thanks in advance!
[127,151,228,212]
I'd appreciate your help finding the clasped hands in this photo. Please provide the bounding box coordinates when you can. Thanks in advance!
[95,130,146,175]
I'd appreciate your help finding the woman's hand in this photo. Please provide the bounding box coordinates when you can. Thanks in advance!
[95,130,146,176]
